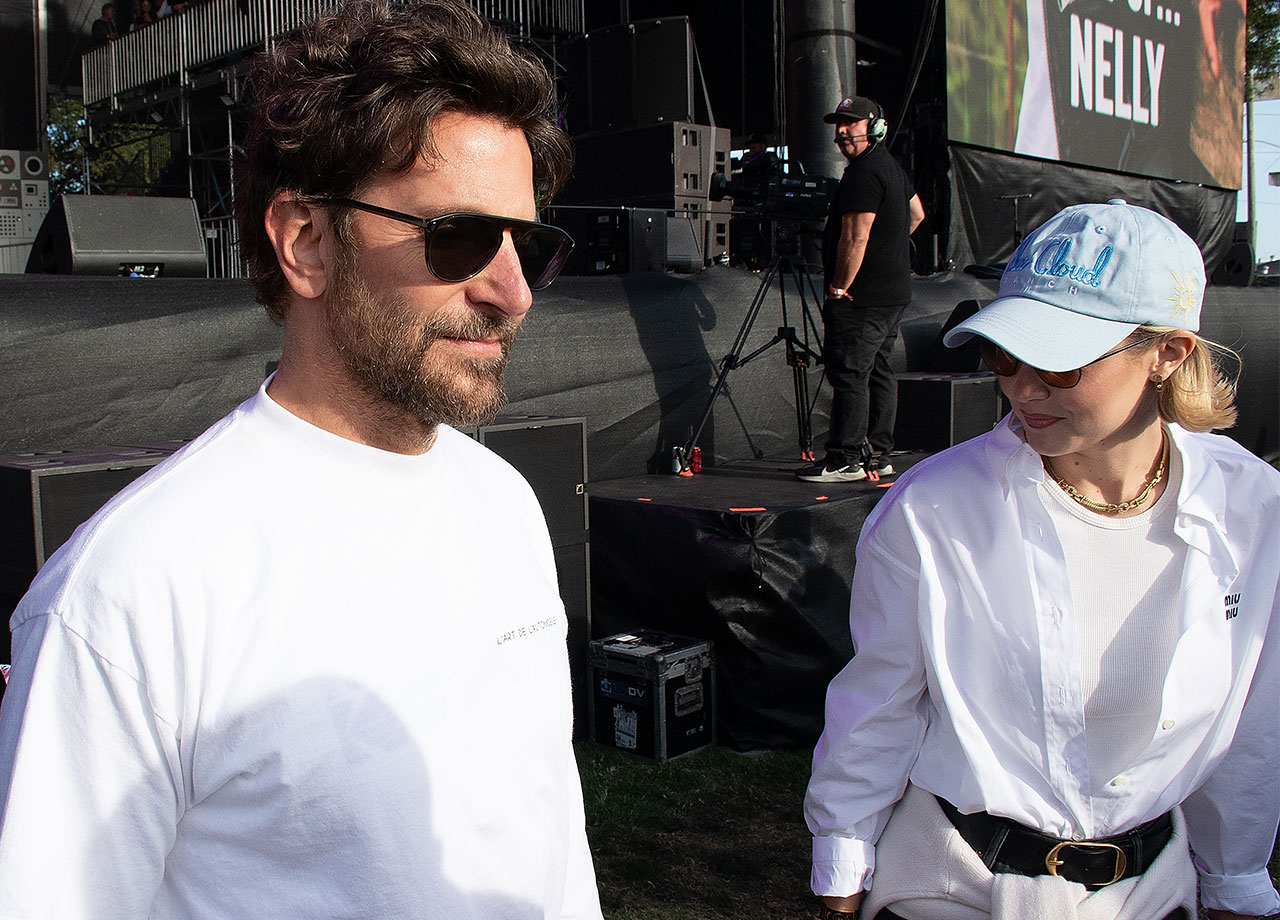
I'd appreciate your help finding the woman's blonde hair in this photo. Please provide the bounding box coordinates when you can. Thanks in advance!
[1137,324,1239,432]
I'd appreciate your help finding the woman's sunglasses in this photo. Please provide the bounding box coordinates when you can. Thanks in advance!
[978,336,1158,389]
[325,197,575,291]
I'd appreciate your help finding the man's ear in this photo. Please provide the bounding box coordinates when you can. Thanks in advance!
[264,193,335,300]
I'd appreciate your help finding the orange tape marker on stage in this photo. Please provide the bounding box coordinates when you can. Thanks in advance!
[729,507,767,512]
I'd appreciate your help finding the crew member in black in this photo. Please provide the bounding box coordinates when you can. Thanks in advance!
[730,132,782,269]
[740,132,781,202]
[797,96,924,483]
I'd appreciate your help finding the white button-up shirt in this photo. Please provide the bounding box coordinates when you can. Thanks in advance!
[805,418,1280,916]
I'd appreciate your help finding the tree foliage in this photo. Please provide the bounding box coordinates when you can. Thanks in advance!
[45,96,173,200]
[45,96,87,198]
[1248,0,1280,91]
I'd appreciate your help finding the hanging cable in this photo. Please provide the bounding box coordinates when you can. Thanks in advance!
[889,0,941,147]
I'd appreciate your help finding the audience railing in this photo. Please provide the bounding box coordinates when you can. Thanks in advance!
[83,0,583,109]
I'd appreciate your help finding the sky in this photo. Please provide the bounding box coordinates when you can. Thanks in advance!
[1237,98,1280,263]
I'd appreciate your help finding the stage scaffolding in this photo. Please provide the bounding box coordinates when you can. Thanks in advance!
[82,0,584,108]
[78,0,584,274]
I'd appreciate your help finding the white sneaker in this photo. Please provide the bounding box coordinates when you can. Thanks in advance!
[796,462,869,483]
[868,454,895,476]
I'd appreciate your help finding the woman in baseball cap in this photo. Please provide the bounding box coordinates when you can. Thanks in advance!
[805,200,1279,920]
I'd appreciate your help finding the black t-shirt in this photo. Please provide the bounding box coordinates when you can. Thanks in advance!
[822,143,916,306]
[740,150,781,204]
[91,16,117,42]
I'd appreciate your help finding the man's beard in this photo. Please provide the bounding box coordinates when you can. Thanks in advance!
[324,254,520,429]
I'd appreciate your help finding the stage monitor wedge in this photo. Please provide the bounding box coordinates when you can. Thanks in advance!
[1210,241,1256,287]
[26,195,207,277]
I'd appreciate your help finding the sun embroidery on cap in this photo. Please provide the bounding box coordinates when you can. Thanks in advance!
[1167,271,1200,320]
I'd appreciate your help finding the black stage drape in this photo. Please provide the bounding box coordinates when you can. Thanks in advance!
[948,145,1239,275]
[0,268,997,476]
[5,268,1272,473]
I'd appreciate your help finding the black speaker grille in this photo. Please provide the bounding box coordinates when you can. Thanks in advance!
[478,417,587,545]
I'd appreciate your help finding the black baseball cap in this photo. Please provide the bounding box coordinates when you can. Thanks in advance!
[824,96,879,124]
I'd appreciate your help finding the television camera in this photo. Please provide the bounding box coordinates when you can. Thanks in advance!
[708,168,836,222]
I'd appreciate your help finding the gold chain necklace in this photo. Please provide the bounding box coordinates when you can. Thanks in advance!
[1042,434,1169,515]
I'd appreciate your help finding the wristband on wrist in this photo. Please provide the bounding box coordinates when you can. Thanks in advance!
[828,285,852,300]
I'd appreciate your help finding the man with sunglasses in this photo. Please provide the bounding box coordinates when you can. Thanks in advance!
[805,200,1279,920]
[0,2,601,918]
[797,96,925,484]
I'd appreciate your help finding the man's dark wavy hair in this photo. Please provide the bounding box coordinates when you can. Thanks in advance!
[235,0,573,323]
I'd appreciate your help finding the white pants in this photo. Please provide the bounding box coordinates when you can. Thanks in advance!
[861,784,1197,920]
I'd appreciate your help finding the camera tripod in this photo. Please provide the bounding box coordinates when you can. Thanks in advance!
[677,246,826,472]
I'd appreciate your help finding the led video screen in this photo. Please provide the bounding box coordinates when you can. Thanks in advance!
[946,0,1245,189]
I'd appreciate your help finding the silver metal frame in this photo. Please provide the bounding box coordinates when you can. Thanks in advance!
[83,0,584,108]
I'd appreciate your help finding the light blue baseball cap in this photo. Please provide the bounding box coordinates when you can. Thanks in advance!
[944,199,1205,372]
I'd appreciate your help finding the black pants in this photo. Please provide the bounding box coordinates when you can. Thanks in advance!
[820,297,907,467]
[876,909,1190,919]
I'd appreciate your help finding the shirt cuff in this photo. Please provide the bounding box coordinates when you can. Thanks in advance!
[811,835,875,897]
[1196,866,1280,916]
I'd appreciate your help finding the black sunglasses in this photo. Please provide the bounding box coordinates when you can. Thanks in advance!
[978,336,1159,389]
[325,197,574,291]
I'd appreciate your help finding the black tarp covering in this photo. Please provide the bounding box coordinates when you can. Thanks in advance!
[0,277,284,452]
[588,462,924,751]
[2,267,1274,472]
[947,145,1239,273]
[0,269,1001,476]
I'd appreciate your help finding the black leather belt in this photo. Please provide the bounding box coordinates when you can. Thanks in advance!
[937,797,1174,890]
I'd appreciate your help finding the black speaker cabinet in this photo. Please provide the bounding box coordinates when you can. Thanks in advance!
[566,16,695,133]
[554,539,592,736]
[666,211,705,273]
[560,121,729,208]
[476,415,588,545]
[25,195,207,277]
[547,207,667,275]
[893,372,1004,451]
[925,299,986,372]
[0,446,173,601]
[1211,241,1256,287]
[472,415,591,734]
[667,197,731,270]
[0,0,40,152]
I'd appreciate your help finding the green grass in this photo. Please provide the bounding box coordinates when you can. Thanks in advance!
[578,741,1280,920]
[578,742,815,920]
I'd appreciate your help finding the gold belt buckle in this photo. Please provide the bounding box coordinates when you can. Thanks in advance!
[1045,841,1128,886]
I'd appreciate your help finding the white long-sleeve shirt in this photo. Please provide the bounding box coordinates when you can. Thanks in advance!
[805,417,1280,917]
[0,383,603,920]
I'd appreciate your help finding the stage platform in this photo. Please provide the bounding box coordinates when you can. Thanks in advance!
[588,453,928,751]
